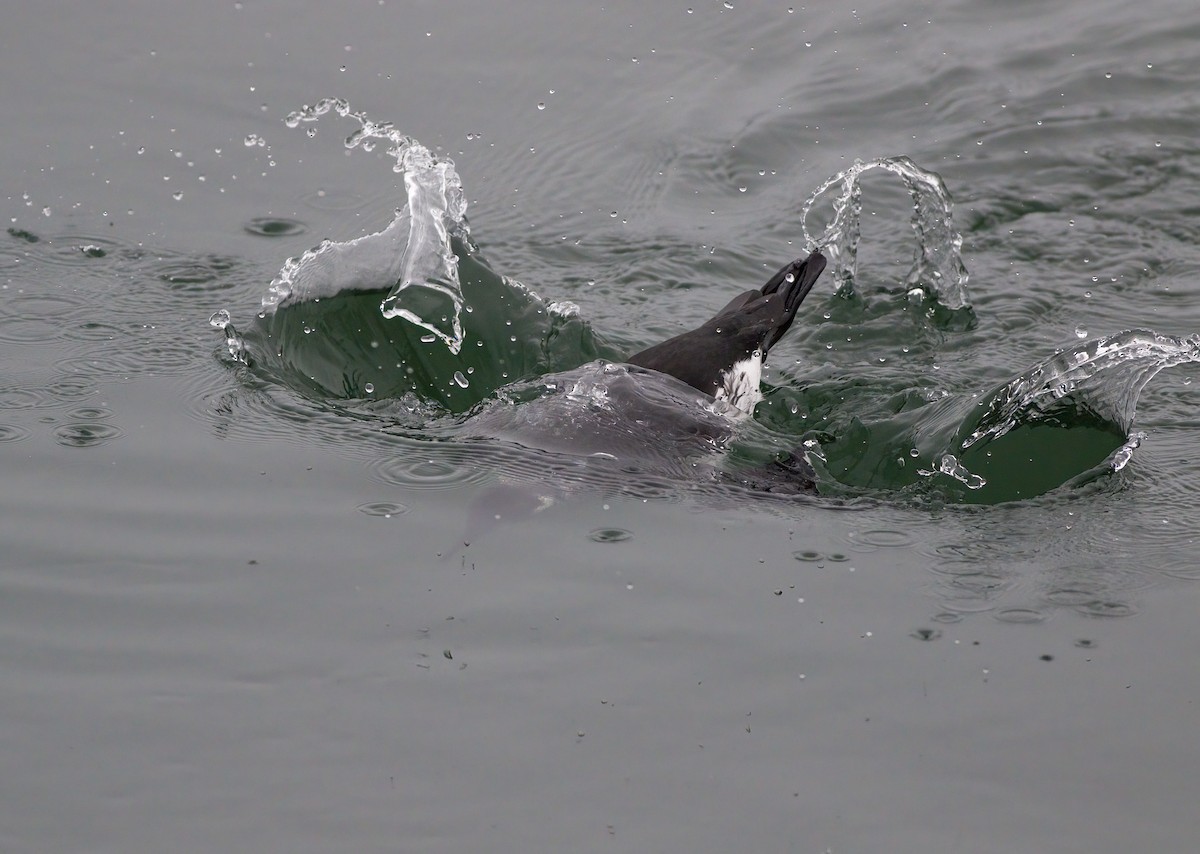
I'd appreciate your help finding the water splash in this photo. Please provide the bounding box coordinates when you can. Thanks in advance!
[264,97,469,353]
[801,156,970,310]
[961,329,1200,450]
[920,329,1200,501]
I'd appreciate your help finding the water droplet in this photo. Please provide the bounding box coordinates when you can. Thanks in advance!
[364,382,375,394]
[536,102,546,111]
[1074,326,1088,339]
[452,371,469,388]
[1104,72,1112,79]
[209,309,231,329]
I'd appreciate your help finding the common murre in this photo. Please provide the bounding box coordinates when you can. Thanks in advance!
[627,249,827,414]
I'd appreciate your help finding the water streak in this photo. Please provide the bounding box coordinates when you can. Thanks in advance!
[801,156,970,310]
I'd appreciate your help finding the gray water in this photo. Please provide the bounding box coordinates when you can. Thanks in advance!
[4,1,1200,852]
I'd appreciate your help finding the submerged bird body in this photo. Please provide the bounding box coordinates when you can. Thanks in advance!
[626,250,827,414]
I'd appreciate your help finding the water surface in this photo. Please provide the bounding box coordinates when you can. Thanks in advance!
[3,1,1200,852]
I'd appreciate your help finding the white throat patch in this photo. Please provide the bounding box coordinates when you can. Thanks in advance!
[714,350,763,414]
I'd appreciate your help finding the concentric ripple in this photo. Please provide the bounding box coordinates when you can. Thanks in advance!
[369,452,493,490]
[356,501,411,518]
[53,421,122,448]
[0,423,32,443]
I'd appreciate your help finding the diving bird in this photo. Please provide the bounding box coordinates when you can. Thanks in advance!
[627,249,827,414]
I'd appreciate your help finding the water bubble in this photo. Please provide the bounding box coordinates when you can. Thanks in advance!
[364,382,375,394]
[420,334,437,344]
[1074,326,1088,339]
[452,371,469,388]
[537,102,546,111]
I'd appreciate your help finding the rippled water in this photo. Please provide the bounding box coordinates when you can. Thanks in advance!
[4,1,1200,851]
